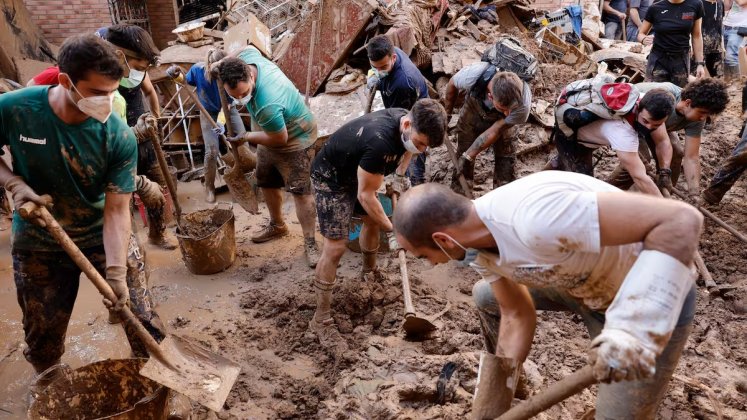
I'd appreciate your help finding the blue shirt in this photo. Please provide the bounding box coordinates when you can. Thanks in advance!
[185,63,222,115]
[378,48,428,110]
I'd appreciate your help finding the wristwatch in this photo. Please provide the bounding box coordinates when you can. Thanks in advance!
[695,61,705,66]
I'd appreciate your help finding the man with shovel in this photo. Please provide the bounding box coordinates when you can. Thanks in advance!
[216,49,320,267]
[309,99,447,353]
[393,171,701,418]
[0,35,165,400]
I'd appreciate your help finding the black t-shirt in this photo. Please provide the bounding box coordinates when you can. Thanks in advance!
[645,0,705,53]
[118,84,146,126]
[701,0,724,53]
[311,108,407,190]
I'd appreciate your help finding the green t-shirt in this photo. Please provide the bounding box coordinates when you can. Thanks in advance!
[237,47,317,152]
[0,86,137,251]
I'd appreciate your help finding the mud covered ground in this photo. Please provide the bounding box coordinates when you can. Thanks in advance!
[1,90,746,420]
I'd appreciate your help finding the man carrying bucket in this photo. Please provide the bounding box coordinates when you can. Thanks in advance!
[0,35,164,400]
[308,99,447,353]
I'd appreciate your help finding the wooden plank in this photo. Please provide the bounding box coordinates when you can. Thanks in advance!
[203,28,225,39]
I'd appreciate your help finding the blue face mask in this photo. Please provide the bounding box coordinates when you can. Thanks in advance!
[435,234,478,266]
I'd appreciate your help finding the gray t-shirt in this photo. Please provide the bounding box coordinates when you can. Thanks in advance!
[451,62,532,125]
[627,0,654,32]
[635,82,705,137]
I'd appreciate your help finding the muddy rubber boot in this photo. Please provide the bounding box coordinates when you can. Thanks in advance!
[28,363,73,408]
[147,205,178,250]
[204,159,217,204]
[304,237,320,268]
[471,352,520,419]
[360,246,386,282]
[309,277,349,355]
[166,390,193,419]
[251,222,289,243]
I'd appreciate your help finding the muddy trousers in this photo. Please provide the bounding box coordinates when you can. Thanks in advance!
[472,280,696,419]
[137,140,169,241]
[12,235,166,373]
[646,48,690,88]
[703,125,747,203]
[551,128,595,176]
[452,97,516,192]
[606,132,683,191]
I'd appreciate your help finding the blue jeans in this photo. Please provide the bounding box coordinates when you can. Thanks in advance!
[406,154,427,185]
[472,279,696,419]
[724,26,745,68]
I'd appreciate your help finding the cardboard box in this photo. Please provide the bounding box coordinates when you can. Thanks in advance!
[224,14,272,59]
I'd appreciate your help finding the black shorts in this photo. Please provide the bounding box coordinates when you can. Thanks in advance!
[255,146,314,195]
[312,178,366,240]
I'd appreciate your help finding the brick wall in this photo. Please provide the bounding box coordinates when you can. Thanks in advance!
[24,0,112,45]
[146,0,177,50]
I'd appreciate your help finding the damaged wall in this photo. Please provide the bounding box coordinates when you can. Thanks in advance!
[23,0,112,45]
[146,0,178,49]
[2,0,55,80]
[531,0,580,11]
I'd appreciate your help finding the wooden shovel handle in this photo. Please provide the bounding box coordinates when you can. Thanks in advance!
[19,200,175,369]
[147,126,182,226]
[365,85,377,114]
[497,365,597,420]
[399,250,416,316]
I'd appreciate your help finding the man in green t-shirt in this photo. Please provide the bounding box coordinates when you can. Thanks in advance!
[217,48,320,267]
[0,35,163,396]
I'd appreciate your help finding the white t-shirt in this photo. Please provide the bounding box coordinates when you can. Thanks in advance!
[473,171,642,310]
[576,119,639,153]
[724,3,747,28]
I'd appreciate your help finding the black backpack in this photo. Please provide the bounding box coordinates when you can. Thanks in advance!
[470,37,537,103]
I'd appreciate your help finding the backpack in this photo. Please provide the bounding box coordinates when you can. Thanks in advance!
[555,73,640,136]
[469,37,537,107]
[482,36,538,81]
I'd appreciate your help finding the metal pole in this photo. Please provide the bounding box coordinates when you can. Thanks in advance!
[175,84,196,169]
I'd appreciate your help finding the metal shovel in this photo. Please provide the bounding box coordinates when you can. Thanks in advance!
[19,200,240,412]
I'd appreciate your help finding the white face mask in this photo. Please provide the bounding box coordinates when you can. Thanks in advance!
[119,55,146,89]
[373,68,389,79]
[401,132,422,154]
[232,92,252,107]
[69,83,114,124]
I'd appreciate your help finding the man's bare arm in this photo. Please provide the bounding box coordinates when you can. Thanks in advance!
[103,192,132,269]
[682,135,702,196]
[617,150,662,196]
[140,74,161,118]
[357,167,392,231]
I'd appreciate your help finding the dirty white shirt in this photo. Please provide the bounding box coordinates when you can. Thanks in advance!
[576,119,639,153]
[473,171,642,310]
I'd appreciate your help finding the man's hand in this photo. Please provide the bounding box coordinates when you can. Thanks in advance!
[392,174,410,196]
[457,154,472,176]
[387,232,402,253]
[226,132,248,144]
[135,175,165,208]
[641,35,654,46]
[589,329,657,383]
[165,65,183,80]
[133,113,158,141]
[617,11,627,20]
[103,265,129,311]
[656,168,673,192]
[695,64,706,79]
[4,176,52,212]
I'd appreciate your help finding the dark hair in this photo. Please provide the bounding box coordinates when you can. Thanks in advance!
[367,35,394,62]
[217,57,250,89]
[393,183,471,248]
[58,34,124,84]
[410,99,447,147]
[104,24,160,65]
[682,78,729,115]
[204,48,226,82]
[639,88,675,120]
[490,72,523,108]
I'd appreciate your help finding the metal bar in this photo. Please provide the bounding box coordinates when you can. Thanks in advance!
[162,103,198,142]
[175,84,196,169]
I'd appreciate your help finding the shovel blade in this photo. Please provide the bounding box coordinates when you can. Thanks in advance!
[223,167,259,214]
[139,335,241,412]
[402,314,437,337]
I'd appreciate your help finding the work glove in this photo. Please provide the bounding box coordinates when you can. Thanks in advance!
[212,123,225,136]
[103,265,129,312]
[589,329,657,383]
[656,168,673,193]
[165,65,183,80]
[366,74,379,90]
[386,231,402,253]
[457,154,472,176]
[133,113,158,142]
[135,175,165,208]
[4,176,53,216]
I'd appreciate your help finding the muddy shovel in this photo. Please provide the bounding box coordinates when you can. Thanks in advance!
[19,200,240,412]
